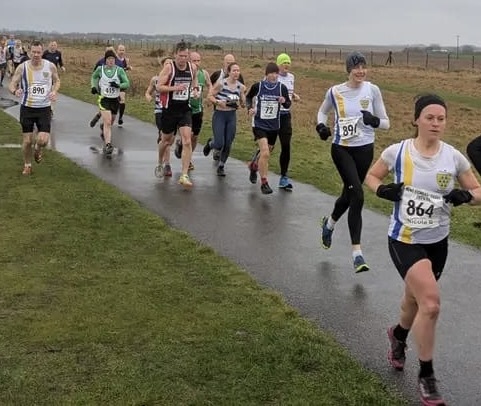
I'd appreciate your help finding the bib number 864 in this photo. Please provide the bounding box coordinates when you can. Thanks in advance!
[406,200,434,217]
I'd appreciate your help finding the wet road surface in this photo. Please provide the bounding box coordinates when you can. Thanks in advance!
[3,90,481,405]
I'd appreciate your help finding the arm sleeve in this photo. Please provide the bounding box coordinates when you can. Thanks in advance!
[280,84,291,109]
[58,51,64,68]
[317,88,333,124]
[454,148,471,175]
[245,82,260,110]
[90,67,101,88]
[118,68,130,90]
[380,143,400,171]
[371,84,390,130]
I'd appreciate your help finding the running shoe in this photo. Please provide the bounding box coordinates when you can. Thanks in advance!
[179,174,193,188]
[34,148,43,163]
[174,140,183,159]
[278,175,293,191]
[387,326,407,371]
[154,164,163,178]
[213,150,220,161]
[203,139,212,156]
[418,375,446,406]
[163,164,172,177]
[261,182,273,194]
[118,118,124,127]
[217,166,226,177]
[353,255,370,273]
[320,216,333,249]
[22,165,32,175]
[248,161,258,184]
[104,143,114,158]
[90,113,101,128]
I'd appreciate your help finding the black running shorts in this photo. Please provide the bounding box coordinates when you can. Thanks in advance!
[252,127,278,146]
[19,105,51,133]
[388,236,448,280]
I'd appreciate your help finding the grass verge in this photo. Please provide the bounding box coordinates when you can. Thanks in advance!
[0,109,406,405]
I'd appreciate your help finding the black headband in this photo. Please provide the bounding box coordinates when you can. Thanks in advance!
[414,94,447,120]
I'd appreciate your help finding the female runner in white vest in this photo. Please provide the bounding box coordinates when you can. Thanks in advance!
[365,94,481,405]
[316,51,390,273]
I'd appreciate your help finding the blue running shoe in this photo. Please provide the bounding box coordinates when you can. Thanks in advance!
[353,255,370,273]
[278,175,293,191]
[320,216,333,249]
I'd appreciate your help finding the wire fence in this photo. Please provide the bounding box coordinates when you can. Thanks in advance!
[51,37,481,72]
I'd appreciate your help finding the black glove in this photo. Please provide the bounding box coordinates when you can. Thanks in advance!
[376,182,404,202]
[91,87,98,95]
[360,110,380,128]
[443,189,473,207]
[316,123,331,141]
[225,100,239,109]
[109,81,120,88]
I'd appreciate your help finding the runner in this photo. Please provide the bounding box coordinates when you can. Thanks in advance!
[0,37,7,86]
[248,52,301,190]
[42,41,65,117]
[174,51,212,171]
[245,62,291,194]
[210,54,245,162]
[89,47,127,128]
[145,57,171,173]
[42,41,66,72]
[6,34,15,77]
[8,40,60,175]
[466,134,481,176]
[203,62,246,176]
[365,93,481,405]
[90,49,130,158]
[316,51,390,272]
[115,44,132,127]
[155,40,199,188]
[12,40,28,70]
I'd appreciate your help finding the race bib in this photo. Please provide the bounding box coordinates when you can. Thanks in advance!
[400,186,444,229]
[29,84,48,97]
[101,85,120,98]
[338,116,362,139]
[260,100,279,119]
[172,80,189,101]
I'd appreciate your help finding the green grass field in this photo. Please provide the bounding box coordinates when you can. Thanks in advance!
[0,110,407,405]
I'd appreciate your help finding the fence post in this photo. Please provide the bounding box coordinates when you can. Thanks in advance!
[325,48,327,58]
[473,55,475,69]
[339,48,342,60]
[425,53,429,69]
[240,46,243,57]
[370,51,374,66]
[273,47,275,57]
[447,53,451,71]
[310,49,313,62]
[406,49,410,66]
[261,46,264,58]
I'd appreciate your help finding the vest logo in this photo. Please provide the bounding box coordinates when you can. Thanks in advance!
[436,172,452,189]
[359,98,370,109]
[43,71,50,78]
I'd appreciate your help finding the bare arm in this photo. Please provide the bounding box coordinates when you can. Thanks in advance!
[203,68,212,94]
[8,64,23,96]
[364,157,391,193]
[207,80,224,107]
[239,84,246,108]
[157,63,175,93]
[50,64,60,94]
[145,76,156,102]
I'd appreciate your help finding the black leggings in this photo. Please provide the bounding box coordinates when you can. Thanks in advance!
[278,113,292,176]
[330,143,374,245]
[467,135,481,176]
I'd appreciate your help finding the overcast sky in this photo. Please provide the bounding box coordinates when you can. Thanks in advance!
[2,0,479,47]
